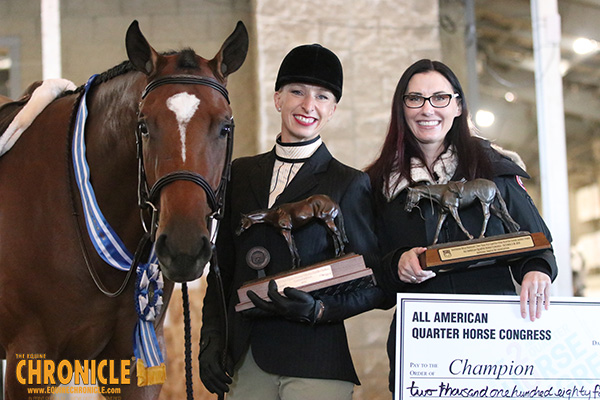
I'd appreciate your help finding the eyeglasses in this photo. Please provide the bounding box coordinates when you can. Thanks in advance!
[403,93,460,108]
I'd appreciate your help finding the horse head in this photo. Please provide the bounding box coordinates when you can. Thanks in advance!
[404,187,421,212]
[235,213,253,236]
[126,21,248,282]
[235,212,269,236]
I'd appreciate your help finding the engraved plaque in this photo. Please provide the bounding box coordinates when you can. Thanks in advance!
[235,253,376,312]
[419,232,551,272]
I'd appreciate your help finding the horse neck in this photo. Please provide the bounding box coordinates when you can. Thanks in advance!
[83,72,146,241]
[411,187,443,205]
[425,186,447,200]
[248,210,276,225]
[87,72,144,147]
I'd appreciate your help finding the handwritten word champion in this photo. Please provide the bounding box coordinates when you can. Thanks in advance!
[449,359,534,380]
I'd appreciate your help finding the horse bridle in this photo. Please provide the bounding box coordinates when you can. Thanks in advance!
[136,74,234,242]
[137,75,233,400]
[71,74,233,300]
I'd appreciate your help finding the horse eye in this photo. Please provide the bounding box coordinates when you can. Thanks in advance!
[138,121,149,137]
[219,125,232,138]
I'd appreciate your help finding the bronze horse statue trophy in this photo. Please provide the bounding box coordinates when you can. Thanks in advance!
[0,20,248,399]
[235,194,349,269]
[404,178,520,244]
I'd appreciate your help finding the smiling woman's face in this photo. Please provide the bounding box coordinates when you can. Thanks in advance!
[274,83,337,143]
[404,71,462,151]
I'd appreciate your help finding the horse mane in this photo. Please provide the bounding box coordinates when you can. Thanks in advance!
[56,60,136,99]
[58,48,200,99]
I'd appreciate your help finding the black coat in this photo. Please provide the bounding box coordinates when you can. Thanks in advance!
[376,142,558,300]
[201,143,384,384]
[375,140,558,391]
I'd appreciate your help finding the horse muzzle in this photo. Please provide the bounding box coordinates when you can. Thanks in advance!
[155,229,212,282]
[141,169,224,282]
[151,189,215,282]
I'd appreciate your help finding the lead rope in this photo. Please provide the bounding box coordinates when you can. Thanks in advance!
[181,215,228,400]
[181,282,194,400]
[212,244,228,400]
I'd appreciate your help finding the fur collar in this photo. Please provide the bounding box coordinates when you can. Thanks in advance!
[384,145,458,201]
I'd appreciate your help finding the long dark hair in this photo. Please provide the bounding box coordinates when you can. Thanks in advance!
[366,59,492,200]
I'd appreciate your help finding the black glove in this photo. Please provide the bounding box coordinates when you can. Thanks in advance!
[240,303,276,320]
[198,334,234,397]
[246,280,324,325]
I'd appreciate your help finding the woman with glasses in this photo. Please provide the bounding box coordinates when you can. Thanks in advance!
[365,59,557,393]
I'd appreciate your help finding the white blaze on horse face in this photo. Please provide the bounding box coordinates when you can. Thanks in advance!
[166,92,201,163]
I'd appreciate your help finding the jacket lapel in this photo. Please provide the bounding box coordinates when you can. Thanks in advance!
[273,144,332,206]
[248,150,275,210]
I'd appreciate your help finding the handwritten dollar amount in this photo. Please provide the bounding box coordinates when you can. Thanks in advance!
[407,381,600,399]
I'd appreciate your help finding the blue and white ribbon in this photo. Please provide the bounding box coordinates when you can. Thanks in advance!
[72,75,165,385]
[136,262,164,322]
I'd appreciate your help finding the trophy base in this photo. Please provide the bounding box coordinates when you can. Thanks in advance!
[419,231,551,272]
[235,253,375,312]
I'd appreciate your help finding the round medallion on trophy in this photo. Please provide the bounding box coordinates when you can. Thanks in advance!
[246,246,270,271]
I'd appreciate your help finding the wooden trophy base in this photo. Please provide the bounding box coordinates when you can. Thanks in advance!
[235,253,375,312]
[419,231,551,272]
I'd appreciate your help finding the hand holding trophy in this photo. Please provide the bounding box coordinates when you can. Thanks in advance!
[405,179,550,272]
[234,194,376,312]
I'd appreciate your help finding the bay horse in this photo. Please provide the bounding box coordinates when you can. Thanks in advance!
[404,178,520,244]
[235,194,349,268]
[0,20,248,399]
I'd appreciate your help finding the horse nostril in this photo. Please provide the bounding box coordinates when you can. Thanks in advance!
[201,235,212,258]
[155,233,170,258]
[155,231,212,261]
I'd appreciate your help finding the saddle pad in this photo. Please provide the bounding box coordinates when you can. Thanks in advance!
[0,79,76,156]
[0,81,42,134]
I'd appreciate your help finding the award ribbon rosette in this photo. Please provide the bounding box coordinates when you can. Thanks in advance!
[73,75,165,386]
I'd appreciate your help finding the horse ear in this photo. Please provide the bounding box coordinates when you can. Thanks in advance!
[209,21,249,82]
[125,20,160,76]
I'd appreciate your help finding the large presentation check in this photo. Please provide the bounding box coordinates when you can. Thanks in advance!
[395,294,600,400]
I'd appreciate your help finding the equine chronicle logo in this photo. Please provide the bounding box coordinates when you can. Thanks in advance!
[15,353,128,396]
